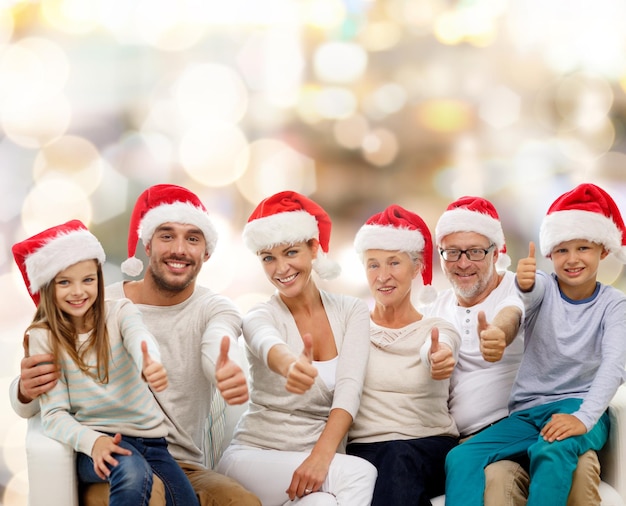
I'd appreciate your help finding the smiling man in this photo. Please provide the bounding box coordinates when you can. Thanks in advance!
[422,195,601,506]
[11,184,260,506]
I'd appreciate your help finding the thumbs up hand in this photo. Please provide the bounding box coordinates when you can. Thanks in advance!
[142,341,168,392]
[285,333,318,394]
[478,311,506,363]
[516,241,537,292]
[215,336,249,405]
[429,327,455,380]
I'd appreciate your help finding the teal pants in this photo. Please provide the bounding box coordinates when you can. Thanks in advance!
[444,399,609,506]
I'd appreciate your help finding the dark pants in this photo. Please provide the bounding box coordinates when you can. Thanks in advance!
[77,435,198,506]
[347,435,458,506]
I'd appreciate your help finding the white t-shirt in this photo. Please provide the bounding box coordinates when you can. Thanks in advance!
[422,270,524,436]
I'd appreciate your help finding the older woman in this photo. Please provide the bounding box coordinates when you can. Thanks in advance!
[347,205,461,506]
[217,191,377,506]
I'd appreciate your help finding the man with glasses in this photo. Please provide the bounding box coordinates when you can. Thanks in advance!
[422,196,600,505]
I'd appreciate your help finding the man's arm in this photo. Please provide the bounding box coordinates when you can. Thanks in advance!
[10,333,60,418]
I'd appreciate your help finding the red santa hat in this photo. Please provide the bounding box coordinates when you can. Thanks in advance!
[354,204,437,303]
[540,183,626,262]
[242,190,341,280]
[121,184,218,276]
[12,220,106,306]
[435,196,511,272]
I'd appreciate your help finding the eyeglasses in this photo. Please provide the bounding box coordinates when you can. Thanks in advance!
[439,244,495,262]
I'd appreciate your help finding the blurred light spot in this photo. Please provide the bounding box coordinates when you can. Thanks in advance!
[556,119,615,164]
[555,74,613,131]
[3,469,28,506]
[21,179,92,234]
[104,131,174,184]
[174,64,248,125]
[314,41,367,84]
[179,121,249,187]
[333,114,369,149]
[238,28,304,108]
[385,0,435,29]
[0,37,70,104]
[33,136,103,195]
[197,212,237,293]
[314,87,358,119]
[41,0,98,34]
[0,139,36,222]
[511,141,560,184]
[1,93,71,148]
[0,8,14,46]
[361,128,399,167]
[597,253,623,286]
[365,83,407,119]
[302,0,346,29]
[133,0,205,51]
[416,99,473,133]
[358,21,402,51]
[236,139,316,205]
[434,5,498,46]
[89,163,130,224]
[479,86,521,128]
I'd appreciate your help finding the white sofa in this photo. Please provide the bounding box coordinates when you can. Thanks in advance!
[26,384,626,505]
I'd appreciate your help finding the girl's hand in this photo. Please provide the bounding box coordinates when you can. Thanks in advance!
[286,451,330,500]
[141,341,168,392]
[91,433,132,480]
[541,413,587,442]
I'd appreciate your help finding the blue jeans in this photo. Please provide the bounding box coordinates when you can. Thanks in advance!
[77,435,198,506]
[347,435,458,506]
[445,399,610,506]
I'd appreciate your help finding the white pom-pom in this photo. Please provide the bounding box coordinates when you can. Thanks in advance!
[121,256,144,277]
[312,253,341,280]
[495,253,511,272]
[418,285,438,305]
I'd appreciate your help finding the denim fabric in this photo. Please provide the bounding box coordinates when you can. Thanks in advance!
[445,398,610,506]
[347,435,458,506]
[77,435,198,506]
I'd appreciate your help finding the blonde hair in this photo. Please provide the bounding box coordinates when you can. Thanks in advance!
[26,262,111,383]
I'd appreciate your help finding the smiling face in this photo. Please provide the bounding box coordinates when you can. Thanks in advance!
[145,222,209,295]
[364,249,419,310]
[258,240,318,298]
[54,259,99,332]
[439,231,499,307]
[549,239,608,300]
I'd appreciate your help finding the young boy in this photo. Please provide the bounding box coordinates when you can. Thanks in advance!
[444,183,626,506]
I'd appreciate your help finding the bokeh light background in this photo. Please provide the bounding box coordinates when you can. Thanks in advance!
[2,0,626,503]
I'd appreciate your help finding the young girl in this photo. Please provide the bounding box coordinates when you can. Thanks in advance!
[12,220,198,506]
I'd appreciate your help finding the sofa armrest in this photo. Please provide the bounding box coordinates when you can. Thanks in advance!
[598,384,626,503]
[26,415,78,506]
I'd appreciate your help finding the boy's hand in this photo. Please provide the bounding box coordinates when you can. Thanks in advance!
[429,327,455,380]
[91,433,132,479]
[141,341,168,392]
[541,413,587,442]
[216,336,249,405]
[516,241,537,292]
[285,333,318,394]
[477,311,506,363]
